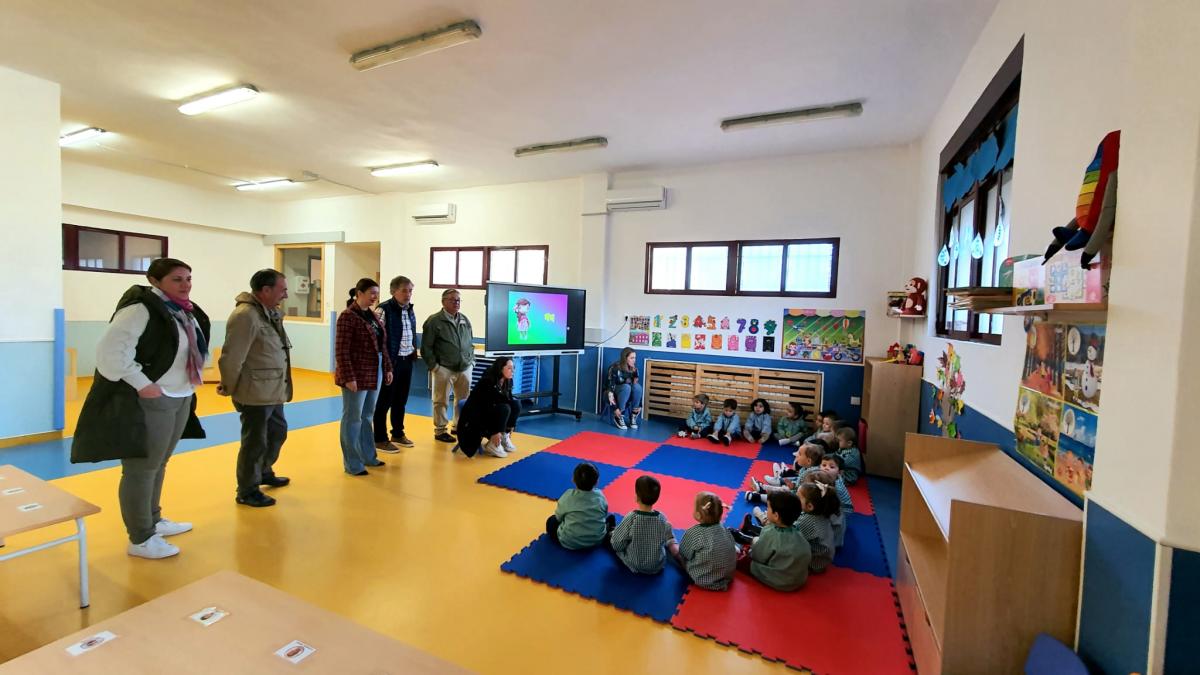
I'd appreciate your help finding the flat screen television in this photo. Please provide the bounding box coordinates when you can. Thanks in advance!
[484,282,586,356]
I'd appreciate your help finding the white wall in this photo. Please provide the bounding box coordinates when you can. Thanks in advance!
[606,146,918,358]
[331,242,380,307]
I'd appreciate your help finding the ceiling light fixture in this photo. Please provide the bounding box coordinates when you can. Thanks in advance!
[59,127,108,146]
[369,160,440,177]
[720,101,864,131]
[178,84,260,116]
[514,136,608,158]
[350,20,482,71]
[234,178,295,191]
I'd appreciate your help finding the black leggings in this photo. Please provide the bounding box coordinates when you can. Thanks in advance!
[483,400,521,437]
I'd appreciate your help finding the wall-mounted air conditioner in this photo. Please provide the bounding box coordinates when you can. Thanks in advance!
[411,203,456,224]
[605,186,666,212]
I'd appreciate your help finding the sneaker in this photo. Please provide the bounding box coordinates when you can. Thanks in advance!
[690,431,701,439]
[155,518,193,537]
[501,433,517,452]
[763,475,782,487]
[128,534,179,559]
[722,436,731,447]
[630,416,639,430]
[752,506,767,524]
[481,440,508,458]
[773,462,786,475]
[750,477,762,492]
[707,434,721,444]
[676,430,688,438]
[614,414,628,430]
[235,491,276,508]
[375,441,401,454]
[260,475,290,488]
[744,491,756,503]
[392,435,415,448]
[730,528,755,547]
[434,432,457,443]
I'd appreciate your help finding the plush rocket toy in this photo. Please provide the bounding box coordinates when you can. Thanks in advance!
[1042,130,1119,268]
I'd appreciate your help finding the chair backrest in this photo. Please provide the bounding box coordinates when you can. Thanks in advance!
[1024,633,1089,675]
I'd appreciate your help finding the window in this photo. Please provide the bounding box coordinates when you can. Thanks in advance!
[430,245,549,288]
[275,245,324,321]
[62,224,167,274]
[644,238,839,297]
[935,38,1021,345]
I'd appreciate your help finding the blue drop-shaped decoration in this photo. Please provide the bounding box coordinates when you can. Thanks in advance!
[971,232,985,259]
[937,245,950,267]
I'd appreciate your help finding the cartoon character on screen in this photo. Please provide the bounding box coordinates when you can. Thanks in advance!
[513,298,532,340]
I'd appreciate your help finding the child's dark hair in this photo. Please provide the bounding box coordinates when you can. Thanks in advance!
[573,462,599,491]
[803,471,843,516]
[346,278,379,307]
[785,401,805,418]
[694,491,724,525]
[798,482,841,517]
[750,398,771,415]
[820,453,845,471]
[807,437,832,453]
[799,443,825,466]
[766,491,802,526]
[635,475,662,506]
[819,409,841,421]
[723,398,738,411]
[836,426,857,445]
[693,393,710,406]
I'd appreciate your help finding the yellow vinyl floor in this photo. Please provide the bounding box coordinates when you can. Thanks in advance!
[0,410,798,672]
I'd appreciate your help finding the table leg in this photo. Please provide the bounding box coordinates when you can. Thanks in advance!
[77,517,89,609]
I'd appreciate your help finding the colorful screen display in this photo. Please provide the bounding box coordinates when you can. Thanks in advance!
[507,291,569,345]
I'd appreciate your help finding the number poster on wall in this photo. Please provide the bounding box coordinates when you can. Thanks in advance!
[626,313,779,355]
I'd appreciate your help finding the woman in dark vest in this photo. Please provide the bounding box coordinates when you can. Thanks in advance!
[71,258,210,560]
[453,357,520,458]
[334,278,393,475]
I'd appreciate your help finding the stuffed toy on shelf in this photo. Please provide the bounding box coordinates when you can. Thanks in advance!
[1042,130,1120,268]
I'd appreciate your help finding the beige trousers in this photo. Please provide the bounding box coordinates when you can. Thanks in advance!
[431,366,471,434]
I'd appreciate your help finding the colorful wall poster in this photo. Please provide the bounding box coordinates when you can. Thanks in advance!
[781,309,865,364]
[628,315,651,346]
[1020,323,1064,396]
[508,291,568,344]
[1062,324,1104,413]
[1056,404,1097,496]
[1015,386,1061,473]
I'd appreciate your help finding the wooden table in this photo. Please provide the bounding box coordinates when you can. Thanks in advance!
[0,570,471,673]
[0,464,100,608]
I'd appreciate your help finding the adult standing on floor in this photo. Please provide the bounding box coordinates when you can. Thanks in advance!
[372,275,418,452]
[335,278,393,475]
[454,357,521,458]
[217,269,293,508]
[421,289,474,445]
[72,258,209,560]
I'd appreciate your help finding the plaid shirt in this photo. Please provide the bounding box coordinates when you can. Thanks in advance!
[837,447,863,483]
[334,307,392,389]
[610,510,675,574]
[679,523,737,590]
[796,513,835,571]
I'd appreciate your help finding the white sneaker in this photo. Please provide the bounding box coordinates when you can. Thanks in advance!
[630,416,639,430]
[752,507,767,524]
[128,534,180,559]
[676,430,688,438]
[482,440,508,458]
[501,433,517,452]
[155,518,193,537]
[773,462,786,475]
[764,475,782,487]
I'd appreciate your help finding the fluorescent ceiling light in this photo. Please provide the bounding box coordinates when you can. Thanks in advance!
[59,127,107,146]
[178,84,260,116]
[370,160,440,177]
[351,20,482,71]
[514,136,608,158]
[720,101,864,131]
[234,178,295,191]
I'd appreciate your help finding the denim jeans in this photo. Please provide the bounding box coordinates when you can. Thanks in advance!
[615,382,643,414]
[340,356,382,474]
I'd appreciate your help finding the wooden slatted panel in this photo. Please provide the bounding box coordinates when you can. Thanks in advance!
[758,368,823,427]
[643,359,823,426]
[697,364,757,417]
[645,360,698,418]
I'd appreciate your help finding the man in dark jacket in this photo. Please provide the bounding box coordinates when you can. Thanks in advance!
[373,275,419,451]
[421,289,474,444]
[218,269,293,508]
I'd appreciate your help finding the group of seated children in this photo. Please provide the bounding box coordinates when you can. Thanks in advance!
[677,396,811,448]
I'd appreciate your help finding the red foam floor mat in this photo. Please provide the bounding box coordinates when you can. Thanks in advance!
[604,470,738,531]
[671,567,914,674]
[659,434,761,459]
[740,460,778,491]
[541,431,661,468]
[848,477,874,515]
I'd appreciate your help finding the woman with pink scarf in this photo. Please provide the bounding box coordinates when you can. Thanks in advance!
[74,258,211,560]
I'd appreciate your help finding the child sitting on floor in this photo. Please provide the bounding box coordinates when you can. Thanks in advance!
[608,475,677,574]
[742,398,773,445]
[745,481,839,573]
[676,393,713,439]
[673,491,737,591]
[749,443,824,499]
[547,462,616,550]
[803,467,850,548]
[834,426,864,484]
[805,409,841,446]
[774,401,808,446]
[729,491,811,591]
[707,398,741,446]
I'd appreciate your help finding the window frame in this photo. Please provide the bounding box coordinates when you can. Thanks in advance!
[274,243,326,323]
[62,223,168,274]
[644,237,840,298]
[429,245,549,289]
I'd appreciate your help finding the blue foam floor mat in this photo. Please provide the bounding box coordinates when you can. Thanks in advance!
[501,533,692,623]
[478,452,626,500]
[755,443,799,464]
[635,444,754,489]
[833,512,891,578]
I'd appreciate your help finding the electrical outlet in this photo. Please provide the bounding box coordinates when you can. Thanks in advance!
[850,396,861,406]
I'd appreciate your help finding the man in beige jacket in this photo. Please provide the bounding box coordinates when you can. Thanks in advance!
[218,269,293,507]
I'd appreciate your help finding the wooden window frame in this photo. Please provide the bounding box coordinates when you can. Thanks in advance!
[62,223,168,274]
[644,238,840,298]
[429,245,549,289]
[274,243,326,323]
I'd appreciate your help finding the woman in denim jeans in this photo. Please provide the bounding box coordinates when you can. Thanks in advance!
[334,278,393,475]
[606,347,643,429]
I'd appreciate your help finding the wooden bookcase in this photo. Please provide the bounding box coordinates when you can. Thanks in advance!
[896,433,1083,674]
[861,358,923,478]
[643,359,822,427]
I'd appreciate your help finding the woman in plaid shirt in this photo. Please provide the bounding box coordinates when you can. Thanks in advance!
[335,279,393,476]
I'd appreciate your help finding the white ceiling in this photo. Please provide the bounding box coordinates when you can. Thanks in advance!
[2,0,997,201]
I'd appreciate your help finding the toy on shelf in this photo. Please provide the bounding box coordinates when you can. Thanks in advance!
[1042,130,1120,268]
[884,342,925,365]
[886,277,928,317]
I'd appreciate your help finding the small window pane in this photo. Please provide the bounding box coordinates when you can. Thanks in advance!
[651,247,687,290]
[981,184,1000,288]
[785,243,834,293]
[689,246,729,291]
[278,246,323,319]
[78,230,119,269]
[432,250,457,285]
[739,245,784,292]
[458,250,484,287]
[124,235,162,272]
[516,248,545,284]
[489,249,515,282]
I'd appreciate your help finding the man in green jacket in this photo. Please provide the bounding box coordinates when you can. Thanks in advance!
[218,269,293,508]
[421,289,474,444]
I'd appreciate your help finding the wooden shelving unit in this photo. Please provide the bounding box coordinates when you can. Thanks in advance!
[897,433,1083,674]
[861,358,922,478]
[988,302,1108,322]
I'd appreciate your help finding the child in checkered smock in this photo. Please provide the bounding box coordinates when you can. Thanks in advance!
[673,492,737,591]
[794,481,841,573]
[608,475,677,574]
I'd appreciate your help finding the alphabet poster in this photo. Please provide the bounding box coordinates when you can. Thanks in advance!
[781,309,865,364]
[634,313,779,356]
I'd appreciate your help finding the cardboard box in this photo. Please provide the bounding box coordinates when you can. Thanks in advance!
[1011,257,1045,305]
